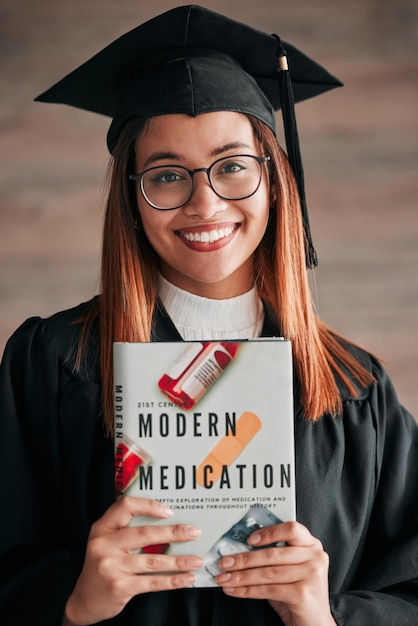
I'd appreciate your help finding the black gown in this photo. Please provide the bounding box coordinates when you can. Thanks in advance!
[0,299,417,625]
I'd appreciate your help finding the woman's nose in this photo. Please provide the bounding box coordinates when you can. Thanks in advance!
[182,172,229,219]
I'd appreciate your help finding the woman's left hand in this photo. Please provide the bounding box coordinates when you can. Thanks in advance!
[216,521,337,626]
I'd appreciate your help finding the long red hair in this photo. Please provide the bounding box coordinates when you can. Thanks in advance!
[78,114,375,434]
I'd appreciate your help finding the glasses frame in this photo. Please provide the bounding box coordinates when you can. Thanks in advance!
[129,154,271,210]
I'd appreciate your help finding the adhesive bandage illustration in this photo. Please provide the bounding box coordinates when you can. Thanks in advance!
[195,411,262,487]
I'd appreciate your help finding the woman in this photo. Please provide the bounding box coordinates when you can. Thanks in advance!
[1,6,417,626]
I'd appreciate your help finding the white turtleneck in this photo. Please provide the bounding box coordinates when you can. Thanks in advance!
[158,275,264,341]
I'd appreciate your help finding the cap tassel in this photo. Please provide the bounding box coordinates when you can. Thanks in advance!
[273,35,318,269]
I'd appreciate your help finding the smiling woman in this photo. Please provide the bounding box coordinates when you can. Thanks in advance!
[0,5,417,626]
[133,113,270,297]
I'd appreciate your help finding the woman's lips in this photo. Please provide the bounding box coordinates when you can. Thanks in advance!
[178,224,237,243]
[175,224,239,251]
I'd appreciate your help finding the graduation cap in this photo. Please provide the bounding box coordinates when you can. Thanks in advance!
[35,4,342,268]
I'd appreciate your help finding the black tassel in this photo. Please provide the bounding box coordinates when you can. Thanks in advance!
[273,35,318,269]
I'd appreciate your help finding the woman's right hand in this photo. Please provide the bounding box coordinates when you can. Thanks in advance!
[63,496,202,625]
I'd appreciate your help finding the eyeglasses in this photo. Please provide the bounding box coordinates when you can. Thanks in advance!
[129,154,270,210]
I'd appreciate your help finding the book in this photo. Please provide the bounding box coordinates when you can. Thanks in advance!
[113,339,295,587]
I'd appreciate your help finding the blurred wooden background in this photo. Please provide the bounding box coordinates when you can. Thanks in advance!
[0,0,417,416]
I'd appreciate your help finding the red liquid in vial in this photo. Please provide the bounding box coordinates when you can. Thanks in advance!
[142,543,169,554]
[115,439,165,553]
[114,437,151,496]
[158,342,209,397]
[158,341,239,409]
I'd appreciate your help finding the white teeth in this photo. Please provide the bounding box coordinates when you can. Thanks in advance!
[181,226,235,242]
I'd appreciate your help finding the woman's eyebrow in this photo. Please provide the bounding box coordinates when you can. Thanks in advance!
[142,142,253,168]
[210,142,253,157]
[143,151,184,168]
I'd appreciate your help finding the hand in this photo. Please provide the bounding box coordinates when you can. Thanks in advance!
[216,521,336,626]
[64,496,202,625]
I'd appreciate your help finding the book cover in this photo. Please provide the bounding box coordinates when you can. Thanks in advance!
[113,339,295,587]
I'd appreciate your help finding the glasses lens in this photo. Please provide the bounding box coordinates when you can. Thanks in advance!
[141,166,192,209]
[209,156,262,200]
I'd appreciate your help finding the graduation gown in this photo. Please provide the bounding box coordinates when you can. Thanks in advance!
[0,299,417,625]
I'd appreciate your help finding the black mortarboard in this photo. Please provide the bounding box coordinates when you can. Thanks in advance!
[35,4,342,267]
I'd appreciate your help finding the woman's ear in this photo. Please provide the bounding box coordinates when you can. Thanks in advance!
[270,186,277,208]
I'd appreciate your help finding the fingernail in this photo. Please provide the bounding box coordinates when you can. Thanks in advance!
[186,525,201,538]
[160,504,173,517]
[248,532,261,544]
[187,556,203,568]
[183,574,195,586]
[222,556,235,568]
[217,572,231,583]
